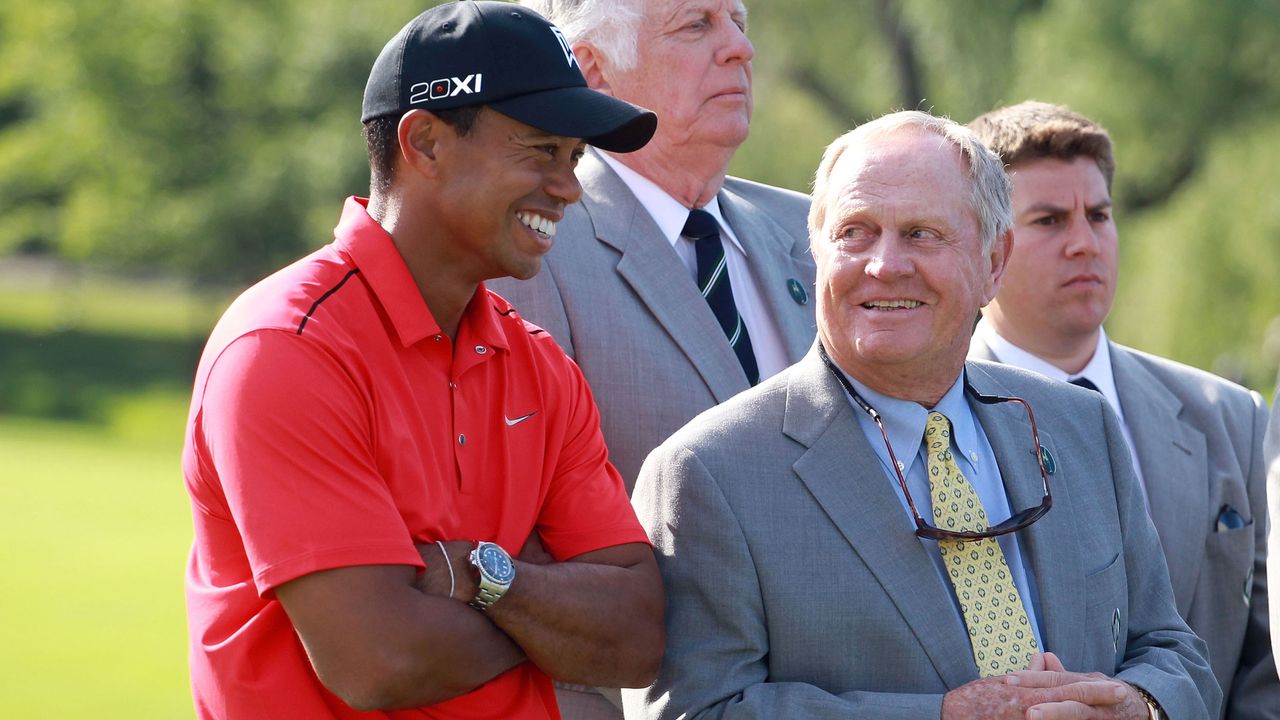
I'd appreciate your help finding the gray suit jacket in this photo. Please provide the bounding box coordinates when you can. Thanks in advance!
[971,338,1276,719]
[626,349,1220,720]
[488,149,816,492]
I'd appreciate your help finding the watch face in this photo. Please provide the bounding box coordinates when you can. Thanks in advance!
[479,544,515,583]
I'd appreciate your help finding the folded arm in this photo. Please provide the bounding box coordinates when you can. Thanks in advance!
[276,564,525,710]
[422,538,664,688]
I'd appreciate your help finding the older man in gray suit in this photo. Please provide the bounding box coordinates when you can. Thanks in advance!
[490,3,814,716]
[628,111,1219,719]
[967,102,1276,720]
[490,0,816,494]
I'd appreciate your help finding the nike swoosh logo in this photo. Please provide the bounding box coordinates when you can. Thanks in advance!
[504,411,538,427]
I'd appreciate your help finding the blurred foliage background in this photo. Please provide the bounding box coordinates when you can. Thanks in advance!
[1,0,1277,716]
[3,0,1279,387]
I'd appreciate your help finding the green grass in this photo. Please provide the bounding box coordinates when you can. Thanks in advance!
[0,261,220,716]
[0,391,196,718]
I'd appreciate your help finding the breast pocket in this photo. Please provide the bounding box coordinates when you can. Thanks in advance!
[1082,551,1126,673]
[1205,523,1255,608]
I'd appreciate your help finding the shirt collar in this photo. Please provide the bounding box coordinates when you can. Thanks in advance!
[458,283,511,353]
[597,151,746,255]
[838,368,977,476]
[333,196,509,351]
[1070,329,1121,420]
[975,318,1123,421]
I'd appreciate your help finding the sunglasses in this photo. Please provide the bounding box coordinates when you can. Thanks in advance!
[819,343,1053,541]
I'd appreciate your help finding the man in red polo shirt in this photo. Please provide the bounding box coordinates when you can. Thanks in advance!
[181,3,662,718]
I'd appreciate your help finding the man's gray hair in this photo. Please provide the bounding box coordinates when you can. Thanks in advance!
[521,0,644,71]
[809,110,1013,252]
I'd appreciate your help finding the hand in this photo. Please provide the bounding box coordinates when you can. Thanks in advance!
[1006,671,1147,720]
[941,669,1138,720]
[942,675,1046,720]
[413,540,478,601]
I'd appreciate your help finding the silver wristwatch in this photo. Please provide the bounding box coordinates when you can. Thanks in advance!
[468,541,515,611]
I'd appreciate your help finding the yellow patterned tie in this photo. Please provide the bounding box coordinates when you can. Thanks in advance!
[924,411,1038,677]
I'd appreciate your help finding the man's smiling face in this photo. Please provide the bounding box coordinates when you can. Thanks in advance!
[815,128,1006,396]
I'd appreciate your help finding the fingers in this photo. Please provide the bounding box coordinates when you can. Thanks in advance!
[1059,680,1127,706]
[1042,652,1066,672]
[1026,700,1091,720]
[1020,680,1127,718]
[1005,669,1106,689]
[1006,671,1074,688]
[1024,652,1066,673]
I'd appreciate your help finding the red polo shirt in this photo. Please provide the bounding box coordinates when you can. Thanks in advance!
[183,197,647,719]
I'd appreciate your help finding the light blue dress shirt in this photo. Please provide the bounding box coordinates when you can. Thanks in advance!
[837,369,1047,651]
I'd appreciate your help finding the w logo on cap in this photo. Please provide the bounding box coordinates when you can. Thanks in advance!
[550,27,578,68]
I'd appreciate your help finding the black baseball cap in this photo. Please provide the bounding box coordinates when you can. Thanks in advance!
[362,1,657,153]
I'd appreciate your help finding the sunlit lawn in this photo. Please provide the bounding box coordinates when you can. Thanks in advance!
[0,398,196,718]
[0,263,207,717]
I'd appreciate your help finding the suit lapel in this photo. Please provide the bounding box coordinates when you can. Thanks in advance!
[718,185,813,363]
[785,352,977,688]
[966,363,1086,668]
[578,151,747,402]
[1109,344,1207,612]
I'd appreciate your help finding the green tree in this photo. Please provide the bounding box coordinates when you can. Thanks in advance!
[734,0,1280,390]
[2,0,1277,388]
[0,0,433,284]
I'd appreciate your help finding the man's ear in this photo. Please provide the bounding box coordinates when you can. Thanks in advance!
[982,228,1014,305]
[572,43,612,95]
[397,110,444,178]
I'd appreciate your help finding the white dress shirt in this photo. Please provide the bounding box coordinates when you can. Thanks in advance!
[974,319,1149,507]
[598,152,790,380]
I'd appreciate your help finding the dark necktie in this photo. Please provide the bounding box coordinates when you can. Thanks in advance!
[683,209,759,385]
[1069,376,1100,393]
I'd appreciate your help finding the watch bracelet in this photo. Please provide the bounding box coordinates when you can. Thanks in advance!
[1130,684,1163,720]
[469,585,502,611]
